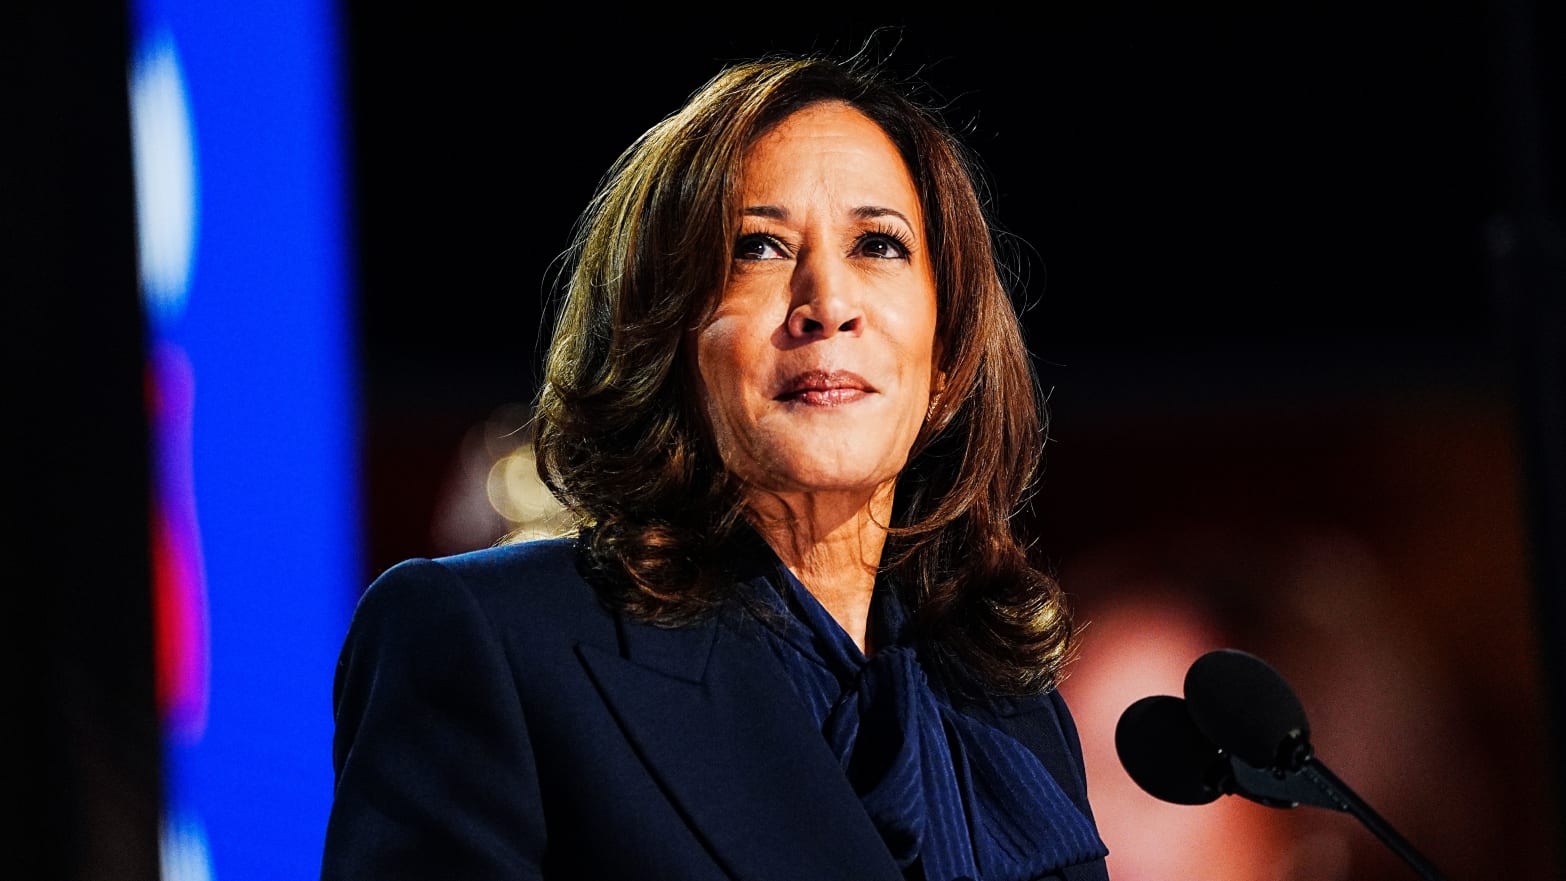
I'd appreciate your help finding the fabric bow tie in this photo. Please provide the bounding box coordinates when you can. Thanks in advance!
[748,567,1109,881]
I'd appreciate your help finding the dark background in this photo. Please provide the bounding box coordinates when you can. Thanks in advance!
[349,9,1537,382]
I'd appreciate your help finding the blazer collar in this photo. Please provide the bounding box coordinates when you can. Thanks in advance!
[576,568,902,881]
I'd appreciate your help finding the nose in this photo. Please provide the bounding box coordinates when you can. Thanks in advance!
[785,251,863,339]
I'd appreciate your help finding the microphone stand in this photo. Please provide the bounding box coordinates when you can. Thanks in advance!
[1226,752,1450,881]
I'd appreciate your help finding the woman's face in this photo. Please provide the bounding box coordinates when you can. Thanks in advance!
[694,101,940,504]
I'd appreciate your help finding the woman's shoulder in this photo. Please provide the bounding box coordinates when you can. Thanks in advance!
[430,534,585,587]
[353,535,614,642]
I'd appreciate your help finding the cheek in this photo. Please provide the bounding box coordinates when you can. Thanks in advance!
[693,321,753,438]
[890,300,940,386]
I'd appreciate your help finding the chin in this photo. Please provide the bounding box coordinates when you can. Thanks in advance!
[753,458,904,498]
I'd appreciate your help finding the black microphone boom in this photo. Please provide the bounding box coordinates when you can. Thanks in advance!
[1115,648,1452,881]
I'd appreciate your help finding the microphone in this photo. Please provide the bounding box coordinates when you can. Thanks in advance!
[1112,691,1305,811]
[1116,648,1451,881]
[1183,648,1309,770]
[1114,695,1224,806]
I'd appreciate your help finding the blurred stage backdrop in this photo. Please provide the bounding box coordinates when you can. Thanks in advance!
[16,5,1563,881]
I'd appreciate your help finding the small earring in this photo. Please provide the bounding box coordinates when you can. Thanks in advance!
[926,370,947,422]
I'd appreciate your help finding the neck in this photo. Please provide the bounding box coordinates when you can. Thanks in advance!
[746,482,894,653]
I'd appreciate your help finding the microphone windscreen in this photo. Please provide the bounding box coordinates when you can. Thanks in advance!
[1114,695,1225,805]
[1183,648,1310,769]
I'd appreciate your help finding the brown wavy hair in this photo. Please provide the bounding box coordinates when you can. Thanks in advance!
[532,50,1074,695]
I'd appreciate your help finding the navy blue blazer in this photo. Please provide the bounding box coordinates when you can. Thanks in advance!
[321,537,1110,881]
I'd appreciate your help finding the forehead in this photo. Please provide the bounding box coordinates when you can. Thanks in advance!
[740,101,920,212]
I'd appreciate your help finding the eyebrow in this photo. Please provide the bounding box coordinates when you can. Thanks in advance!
[741,205,916,228]
[853,206,914,227]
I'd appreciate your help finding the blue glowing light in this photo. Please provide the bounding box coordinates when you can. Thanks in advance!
[130,3,357,877]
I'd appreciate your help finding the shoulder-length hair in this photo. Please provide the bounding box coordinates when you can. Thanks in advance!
[533,51,1074,694]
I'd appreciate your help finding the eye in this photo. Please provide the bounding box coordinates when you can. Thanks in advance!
[855,227,913,260]
[734,232,788,261]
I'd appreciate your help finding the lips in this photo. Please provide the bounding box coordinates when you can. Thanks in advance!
[774,369,875,406]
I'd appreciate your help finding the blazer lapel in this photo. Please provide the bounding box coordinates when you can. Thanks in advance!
[576,594,901,881]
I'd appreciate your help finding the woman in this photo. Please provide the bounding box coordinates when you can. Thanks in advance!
[322,51,1110,881]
